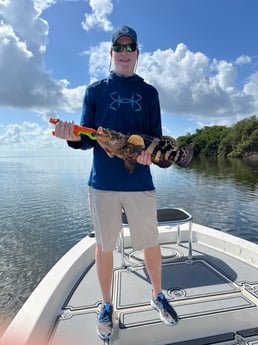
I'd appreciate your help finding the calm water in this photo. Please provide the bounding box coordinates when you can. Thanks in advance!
[0,151,258,334]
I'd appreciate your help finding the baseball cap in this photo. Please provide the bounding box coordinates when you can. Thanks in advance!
[111,25,138,45]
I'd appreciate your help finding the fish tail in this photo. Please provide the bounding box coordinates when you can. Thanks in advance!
[173,143,194,167]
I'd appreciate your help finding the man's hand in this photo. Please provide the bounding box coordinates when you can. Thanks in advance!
[136,150,152,165]
[55,120,81,141]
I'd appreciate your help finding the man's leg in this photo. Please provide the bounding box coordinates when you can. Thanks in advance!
[95,244,114,340]
[145,245,179,325]
[144,244,162,295]
[95,244,113,303]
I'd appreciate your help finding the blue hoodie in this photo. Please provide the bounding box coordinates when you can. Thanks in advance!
[68,72,162,191]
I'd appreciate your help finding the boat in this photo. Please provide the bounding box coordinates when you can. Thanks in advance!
[1,208,258,345]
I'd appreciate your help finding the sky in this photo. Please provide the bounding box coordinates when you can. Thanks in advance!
[0,0,258,153]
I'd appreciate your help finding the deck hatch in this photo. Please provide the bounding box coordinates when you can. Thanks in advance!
[115,260,240,308]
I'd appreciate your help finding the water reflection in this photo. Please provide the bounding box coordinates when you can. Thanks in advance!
[152,157,258,245]
[190,156,258,188]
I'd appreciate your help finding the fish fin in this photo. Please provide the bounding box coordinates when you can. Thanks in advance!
[104,148,114,158]
[173,143,194,167]
[124,159,136,173]
[123,146,140,173]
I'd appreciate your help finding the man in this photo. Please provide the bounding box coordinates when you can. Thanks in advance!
[55,25,178,341]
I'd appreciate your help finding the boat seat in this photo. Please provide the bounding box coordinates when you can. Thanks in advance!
[120,208,193,267]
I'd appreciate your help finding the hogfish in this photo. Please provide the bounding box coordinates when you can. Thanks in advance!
[50,118,194,173]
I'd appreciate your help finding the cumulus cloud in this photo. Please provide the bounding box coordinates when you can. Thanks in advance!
[235,55,252,65]
[81,41,111,82]
[137,44,256,120]
[86,42,257,121]
[0,120,61,151]
[243,71,258,110]
[0,0,84,112]
[81,0,113,32]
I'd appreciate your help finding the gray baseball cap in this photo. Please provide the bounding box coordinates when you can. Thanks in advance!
[111,25,138,45]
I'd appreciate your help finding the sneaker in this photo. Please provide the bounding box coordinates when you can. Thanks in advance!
[96,302,113,340]
[151,292,178,325]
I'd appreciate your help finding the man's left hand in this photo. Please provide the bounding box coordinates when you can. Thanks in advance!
[137,151,152,165]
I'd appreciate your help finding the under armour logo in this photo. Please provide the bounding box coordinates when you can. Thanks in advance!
[119,26,130,34]
[109,92,142,111]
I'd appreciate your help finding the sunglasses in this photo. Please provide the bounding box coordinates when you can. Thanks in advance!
[112,43,137,53]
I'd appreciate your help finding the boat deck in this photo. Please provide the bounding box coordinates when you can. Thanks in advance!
[49,224,258,345]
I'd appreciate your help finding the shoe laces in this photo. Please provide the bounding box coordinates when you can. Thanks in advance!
[99,303,113,321]
[156,292,168,305]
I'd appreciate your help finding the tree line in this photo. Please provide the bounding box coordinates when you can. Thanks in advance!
[177,115,258,159]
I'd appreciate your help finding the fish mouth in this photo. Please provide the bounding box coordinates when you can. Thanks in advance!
[94,128,113,142]
[95,134,112,142]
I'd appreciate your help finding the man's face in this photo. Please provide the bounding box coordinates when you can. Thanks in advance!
[110,36,138,77]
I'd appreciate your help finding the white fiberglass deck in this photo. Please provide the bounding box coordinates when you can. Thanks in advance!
[49,222,258,345]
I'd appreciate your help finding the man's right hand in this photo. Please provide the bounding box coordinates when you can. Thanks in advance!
[54,120,81,141]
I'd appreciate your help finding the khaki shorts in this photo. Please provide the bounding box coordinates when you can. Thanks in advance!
[88,187,159,252]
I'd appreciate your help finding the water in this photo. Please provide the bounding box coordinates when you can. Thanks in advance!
[0,151,258,334]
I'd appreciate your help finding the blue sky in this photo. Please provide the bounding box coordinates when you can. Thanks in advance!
[0,0,258,152]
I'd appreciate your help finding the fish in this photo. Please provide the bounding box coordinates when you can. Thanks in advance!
[93,127,194,173]
[49,118,194,173]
